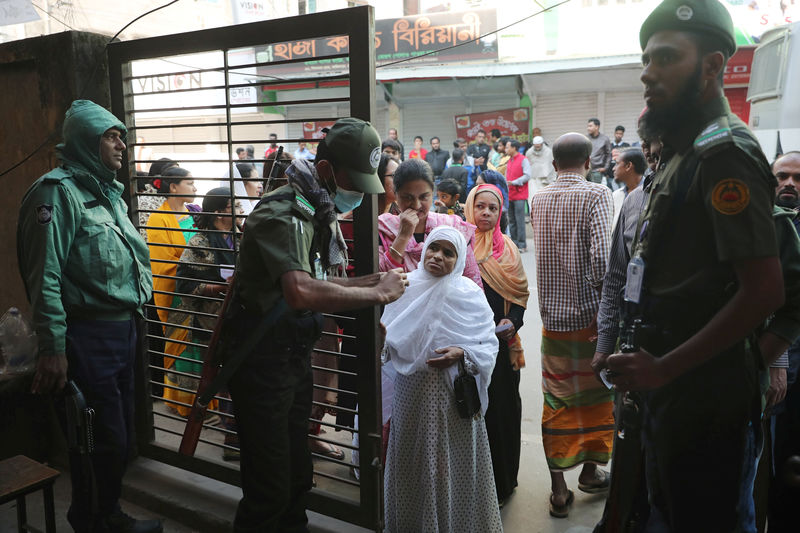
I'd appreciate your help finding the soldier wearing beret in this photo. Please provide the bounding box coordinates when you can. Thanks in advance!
[596,1,786,531]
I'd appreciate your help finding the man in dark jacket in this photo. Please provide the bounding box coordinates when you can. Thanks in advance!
[425,136,450,181]
[440,148,469,199]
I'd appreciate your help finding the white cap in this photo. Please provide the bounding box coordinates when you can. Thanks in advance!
[533,136,544,144]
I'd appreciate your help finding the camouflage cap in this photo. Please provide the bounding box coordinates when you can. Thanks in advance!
[321,117,384,194]
[640,0,737,57]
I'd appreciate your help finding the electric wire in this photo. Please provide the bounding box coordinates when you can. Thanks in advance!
[0,0,182,178]
[3,0,570,178]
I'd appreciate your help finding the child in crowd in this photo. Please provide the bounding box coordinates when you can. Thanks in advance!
[434,179,466,220]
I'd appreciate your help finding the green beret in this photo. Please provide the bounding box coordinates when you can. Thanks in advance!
[640,0,737,57]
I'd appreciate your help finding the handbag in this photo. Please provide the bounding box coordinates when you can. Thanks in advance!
[453,358,481,419]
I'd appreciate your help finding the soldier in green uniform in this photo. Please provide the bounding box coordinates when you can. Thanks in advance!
[17,100,160,532]
[222,118,406,533]
[602,1,786,531]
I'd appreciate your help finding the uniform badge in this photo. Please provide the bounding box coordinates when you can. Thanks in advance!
[369,147,381,170]
[676,5,693,20]
[36,204,53,225]
[711,179,750,215]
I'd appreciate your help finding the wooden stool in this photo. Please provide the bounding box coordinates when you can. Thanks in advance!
[0,455,60,533]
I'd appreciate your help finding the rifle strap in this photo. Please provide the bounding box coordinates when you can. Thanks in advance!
[196,297,288,406]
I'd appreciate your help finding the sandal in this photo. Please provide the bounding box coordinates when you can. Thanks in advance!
[310,440,345,461]
[578,469,611,494]
[549,490,574,518]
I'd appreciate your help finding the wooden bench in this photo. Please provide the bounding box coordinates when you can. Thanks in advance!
[0,455,60,533]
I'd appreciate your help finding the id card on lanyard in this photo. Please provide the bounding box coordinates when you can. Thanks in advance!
[624,256,645,304]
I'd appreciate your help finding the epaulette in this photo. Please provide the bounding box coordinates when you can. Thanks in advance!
[293,194,316,217]
[41,167,71,184]
[693,116,734,159]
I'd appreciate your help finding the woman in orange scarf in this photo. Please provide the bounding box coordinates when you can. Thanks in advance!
[465,182,529,507]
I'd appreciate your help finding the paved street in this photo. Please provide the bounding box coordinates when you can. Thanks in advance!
[499,234,608,532]
[0,234,609,533]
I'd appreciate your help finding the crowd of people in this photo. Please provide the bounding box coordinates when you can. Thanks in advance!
[13,1,800,532]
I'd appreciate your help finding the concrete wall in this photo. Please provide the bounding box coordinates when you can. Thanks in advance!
[0,30,111,462]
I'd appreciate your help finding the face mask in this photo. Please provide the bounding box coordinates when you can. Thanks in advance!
[333,186,364,213]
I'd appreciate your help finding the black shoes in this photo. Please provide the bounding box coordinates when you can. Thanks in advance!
[104,510,163,533]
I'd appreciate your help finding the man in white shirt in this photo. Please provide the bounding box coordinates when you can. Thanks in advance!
[610,148,646,230]
[526,135,556,198]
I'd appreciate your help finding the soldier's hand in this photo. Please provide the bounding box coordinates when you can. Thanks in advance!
[590,351,611,382]
[605,349,669,391]
[379,268,407,303]
[397,209,419,239]
[765,367,787,410]
[31,352,68,394]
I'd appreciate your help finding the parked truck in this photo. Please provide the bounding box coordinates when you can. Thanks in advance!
[748,22,800,159]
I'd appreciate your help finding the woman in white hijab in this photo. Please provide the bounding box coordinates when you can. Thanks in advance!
[381,225,503,533]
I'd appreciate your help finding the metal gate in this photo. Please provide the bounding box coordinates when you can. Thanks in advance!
[107,6,384,530]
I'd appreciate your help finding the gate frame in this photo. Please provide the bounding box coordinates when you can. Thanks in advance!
[107,6,383,529]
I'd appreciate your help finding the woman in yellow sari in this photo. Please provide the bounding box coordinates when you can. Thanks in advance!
[465,181,529,507]
[145,167,201,416]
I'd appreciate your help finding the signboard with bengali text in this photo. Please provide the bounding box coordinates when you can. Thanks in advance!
[302,121,336,140]
[454,108,530,143]
[255,9,497,78]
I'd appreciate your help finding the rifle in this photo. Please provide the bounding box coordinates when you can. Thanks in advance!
[594,319,649,533]
[63,380,98,531]
[178,279,235,456]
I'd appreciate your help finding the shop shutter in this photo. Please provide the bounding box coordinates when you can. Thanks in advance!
[400,95,518,151]
[603,91,646,145]
[534,93,597,145]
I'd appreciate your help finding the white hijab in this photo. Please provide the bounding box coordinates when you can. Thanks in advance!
[381,226,498,417]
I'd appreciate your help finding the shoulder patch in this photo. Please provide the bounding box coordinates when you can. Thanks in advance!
[694,118,734,157]
[711,179,750,215]
[294,194,315,216]
[36,204,53,224]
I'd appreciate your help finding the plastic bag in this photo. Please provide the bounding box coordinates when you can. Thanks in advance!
[0,307,38,381]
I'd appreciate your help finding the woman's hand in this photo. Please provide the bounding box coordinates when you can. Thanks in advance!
[397,208,419,239]
[426,346,464,369]
[496,318,516,341]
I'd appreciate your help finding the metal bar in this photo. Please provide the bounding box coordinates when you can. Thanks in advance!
[145,318,213,335]
[146,303,218,319]
[309,434,358,452]
[312,400,357,414]
[310,365,357,378]
[346,5,382,530]
[123,53,351,81]
[132,74,351,96]
[128,96,350,115]
[151,273,230,286]
[130,117,345,131]
[151,289,224,303]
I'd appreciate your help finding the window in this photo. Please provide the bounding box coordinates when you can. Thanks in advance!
[748,33,788,100]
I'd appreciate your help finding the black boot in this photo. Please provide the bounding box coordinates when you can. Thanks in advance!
[104,509,163,533]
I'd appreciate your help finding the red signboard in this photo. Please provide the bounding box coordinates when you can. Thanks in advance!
[725,87,751,124]
[723,45,755,87]
[302,121,336,140]
[454,108,530,143]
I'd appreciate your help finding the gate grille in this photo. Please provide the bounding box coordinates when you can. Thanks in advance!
[108,6,383,529]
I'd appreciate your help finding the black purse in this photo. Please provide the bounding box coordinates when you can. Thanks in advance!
[453,359,481,419]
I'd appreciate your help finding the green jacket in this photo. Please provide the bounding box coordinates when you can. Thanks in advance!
[17,100,152,357]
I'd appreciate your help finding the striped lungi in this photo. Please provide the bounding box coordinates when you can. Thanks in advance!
[541,326,614,471]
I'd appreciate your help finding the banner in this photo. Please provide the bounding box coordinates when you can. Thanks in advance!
[302,121,336,140]
[723,46,755,87]
[0,0,40,27]
[454,108,530,143]
[255,9,497,77]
